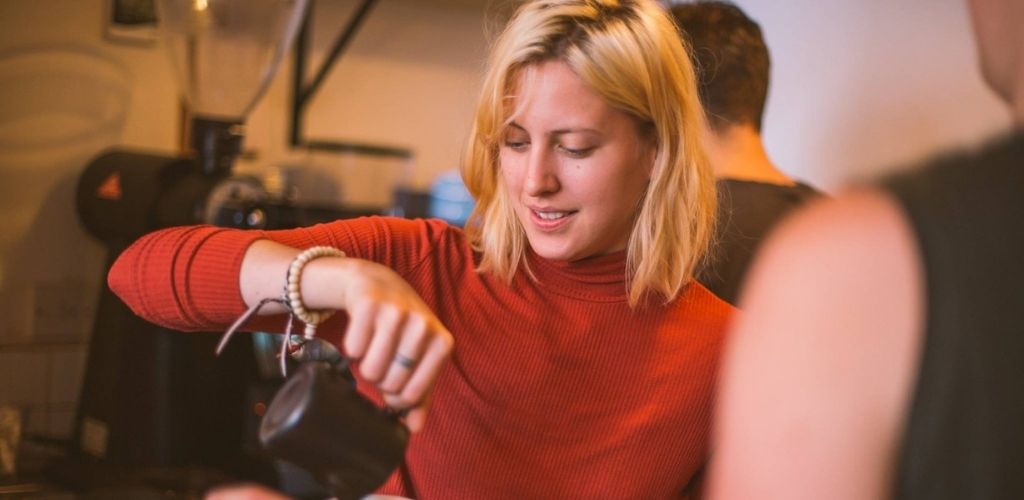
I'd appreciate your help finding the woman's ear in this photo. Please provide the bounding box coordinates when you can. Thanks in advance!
[642,138,658,180]
[636,120,658,180]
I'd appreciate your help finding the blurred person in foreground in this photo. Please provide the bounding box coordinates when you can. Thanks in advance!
[708,0,1024,498]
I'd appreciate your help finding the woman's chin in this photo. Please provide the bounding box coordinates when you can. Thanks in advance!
[526,237,579,262]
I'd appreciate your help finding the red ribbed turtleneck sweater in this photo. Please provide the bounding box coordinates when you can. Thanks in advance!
[108,216,732,499]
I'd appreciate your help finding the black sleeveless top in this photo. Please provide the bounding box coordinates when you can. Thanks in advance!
[884,132,1024,500]
[697,179,820,305]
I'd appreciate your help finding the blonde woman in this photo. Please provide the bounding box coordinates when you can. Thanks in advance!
[111,0,730,497]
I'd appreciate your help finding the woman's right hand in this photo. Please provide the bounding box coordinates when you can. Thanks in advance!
[241,241,454,433]
[319,258,454,433]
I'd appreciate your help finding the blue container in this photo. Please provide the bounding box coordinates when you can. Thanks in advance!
[428,170,475,226]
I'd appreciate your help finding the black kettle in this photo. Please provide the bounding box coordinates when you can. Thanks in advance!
[259,361,410,499]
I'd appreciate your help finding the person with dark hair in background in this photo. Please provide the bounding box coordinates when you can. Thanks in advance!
[709,0,1024,498]
[672,1,821,305]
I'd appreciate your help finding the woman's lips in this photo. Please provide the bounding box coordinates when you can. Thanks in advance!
[529,208,576,230]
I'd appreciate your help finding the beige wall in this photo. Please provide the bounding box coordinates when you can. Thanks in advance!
[721,0,1010,188]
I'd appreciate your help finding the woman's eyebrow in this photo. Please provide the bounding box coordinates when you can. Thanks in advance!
[507,121,600,136]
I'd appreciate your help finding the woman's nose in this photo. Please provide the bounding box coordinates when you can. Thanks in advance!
[523,147,560,197]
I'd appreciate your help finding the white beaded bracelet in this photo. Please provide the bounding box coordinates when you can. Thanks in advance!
[286,245,346,339]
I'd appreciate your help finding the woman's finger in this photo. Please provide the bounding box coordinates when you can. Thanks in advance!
[206,483,292,500]
[403,403,429,433]
[360,304,406,383]
[379,315,429,394]
[397,331,453,408]
[342,299,377,360]
[382,390,432,434]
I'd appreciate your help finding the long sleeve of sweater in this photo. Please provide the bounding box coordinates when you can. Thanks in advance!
[107,217,451,332]
[107,225,264,331]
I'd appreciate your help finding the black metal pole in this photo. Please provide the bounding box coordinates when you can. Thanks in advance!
[289,0,313,147]
[290,0,379,148]
[302,0,379,103]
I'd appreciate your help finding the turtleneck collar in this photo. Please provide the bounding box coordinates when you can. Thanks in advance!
[523,246,630,302]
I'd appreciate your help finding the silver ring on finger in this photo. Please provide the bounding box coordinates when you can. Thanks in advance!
[393,353,417,369]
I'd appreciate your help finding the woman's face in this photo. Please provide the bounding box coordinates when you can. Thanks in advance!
[499,60,655,262]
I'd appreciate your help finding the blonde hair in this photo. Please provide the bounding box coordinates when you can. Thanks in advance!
[461,0,716,306]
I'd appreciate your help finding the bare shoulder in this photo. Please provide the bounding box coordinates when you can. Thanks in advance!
[708,188,926,500]
[749,188,919,293]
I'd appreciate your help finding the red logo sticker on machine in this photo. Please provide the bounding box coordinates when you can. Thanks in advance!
[96,172,122,201]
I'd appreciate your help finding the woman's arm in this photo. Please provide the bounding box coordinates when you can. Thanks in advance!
[108,219,457,432]
[240,239,453,432]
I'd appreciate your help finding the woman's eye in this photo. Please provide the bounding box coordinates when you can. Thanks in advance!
[503,140,529,151]
[558,145,595,158]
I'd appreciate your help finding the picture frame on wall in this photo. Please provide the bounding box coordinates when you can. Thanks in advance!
[105,0,158,45]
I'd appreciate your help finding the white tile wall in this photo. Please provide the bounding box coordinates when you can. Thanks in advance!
[47,407,76,439]
[48,349,87,405]
[0,288,34,345]
[32,281,93,343]
[0,351,48,435]
[0,347,86,438]
[0,351,48,408]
